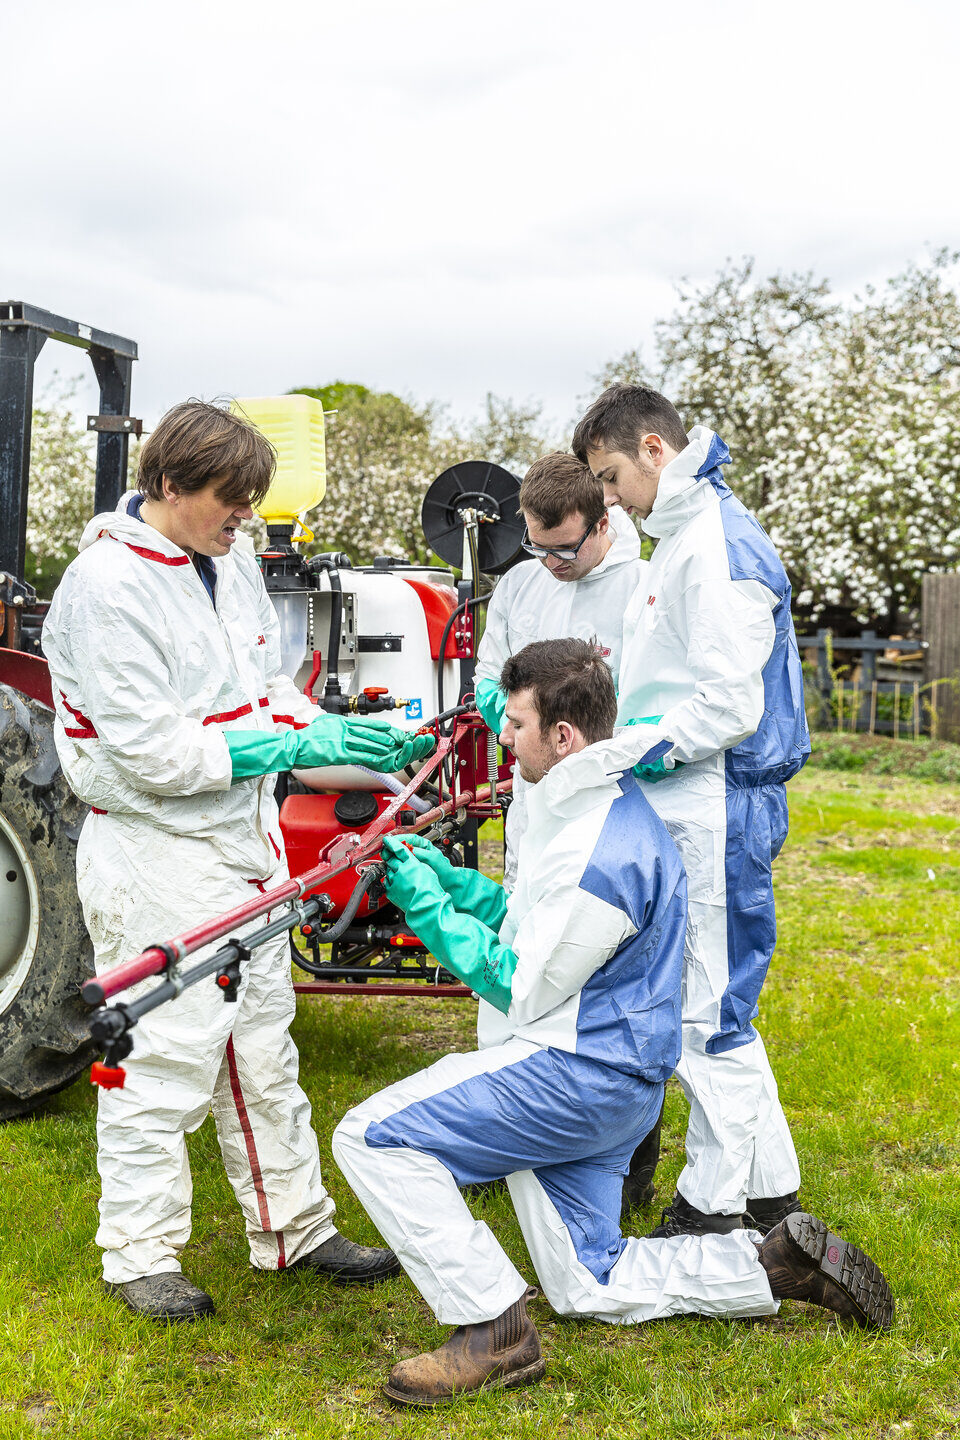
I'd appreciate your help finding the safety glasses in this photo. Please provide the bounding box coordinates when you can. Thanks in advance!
[520,521,596,562]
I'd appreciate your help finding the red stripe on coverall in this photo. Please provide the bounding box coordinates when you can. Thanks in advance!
[59,690,98,739]
[225,1035,286,1269]
[111,537,191,567]
[202,702,254,726]
[201,698,270,726]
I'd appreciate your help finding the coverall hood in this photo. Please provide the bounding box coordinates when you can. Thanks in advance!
[642,427,731,541]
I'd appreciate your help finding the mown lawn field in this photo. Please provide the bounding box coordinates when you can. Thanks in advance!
[1,765,958,1439]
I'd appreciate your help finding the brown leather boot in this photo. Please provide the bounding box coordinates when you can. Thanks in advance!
[383,1286,545,1407]
[758,1212,894,1330]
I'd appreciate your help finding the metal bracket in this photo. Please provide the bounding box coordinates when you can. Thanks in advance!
[358,634,402,653]
[87,414,143,437]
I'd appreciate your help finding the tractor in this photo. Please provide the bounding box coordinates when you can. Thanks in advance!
[0,302,520,1118]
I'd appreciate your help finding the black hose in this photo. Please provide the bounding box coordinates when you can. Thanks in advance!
[436,596,485,724]
[289,867,385,975]
[308,554,349,707]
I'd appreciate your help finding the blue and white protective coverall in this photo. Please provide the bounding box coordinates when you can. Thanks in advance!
[333,747,778,1325]
[474,506,645,888]
[593,427,811,1215]
[43,498,338,1283]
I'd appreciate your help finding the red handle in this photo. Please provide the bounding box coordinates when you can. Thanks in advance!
[90,1061,126,1090]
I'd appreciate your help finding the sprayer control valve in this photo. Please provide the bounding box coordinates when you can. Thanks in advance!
[91,1061,127,1090]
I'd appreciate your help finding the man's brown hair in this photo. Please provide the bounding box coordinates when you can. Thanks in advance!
[138,400,275,506]
[519,452,606,531]
[571,384,689,463]
[501,637,617,744]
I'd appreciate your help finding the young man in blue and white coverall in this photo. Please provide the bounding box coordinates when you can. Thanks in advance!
[43,401,432,1323]
[572,384,811,1240]
[333,639,892,1408]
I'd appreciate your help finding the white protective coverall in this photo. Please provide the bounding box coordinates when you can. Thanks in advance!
[42,498,337,1284]
[333,748,778,1326]
[474,505,645,888]
[592,427,811,1215]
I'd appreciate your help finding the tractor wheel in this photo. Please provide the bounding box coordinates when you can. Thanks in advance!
[0,684,97,1120]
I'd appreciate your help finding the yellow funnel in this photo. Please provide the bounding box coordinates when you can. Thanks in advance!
[232,394,326,526]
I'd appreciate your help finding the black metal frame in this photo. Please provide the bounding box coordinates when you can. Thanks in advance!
[0,301,138,586]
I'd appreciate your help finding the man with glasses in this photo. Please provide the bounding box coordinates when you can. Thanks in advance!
[474,453,658,1215]
[474,451,644,894]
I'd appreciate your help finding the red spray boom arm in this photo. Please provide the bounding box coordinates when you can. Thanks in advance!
[82,711,510,1010]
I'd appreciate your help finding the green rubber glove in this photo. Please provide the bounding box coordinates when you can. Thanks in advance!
[380,839,518,1013]
[225,718,433,783]
[382,834,507,930]
[475,677,507,736]
[624,715,683,783]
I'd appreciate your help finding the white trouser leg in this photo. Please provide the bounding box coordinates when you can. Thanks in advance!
[83,821,336,1283]
[210,930,336,1269]
[333,1042,539,1325]
[675,1025,799,1214]
[642,764,800,1213]
[507,1169,776,1322]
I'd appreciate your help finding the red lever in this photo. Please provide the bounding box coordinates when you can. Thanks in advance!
[363,686,389,697]
[91,1061,126,1090]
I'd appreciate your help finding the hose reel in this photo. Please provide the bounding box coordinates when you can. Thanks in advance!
[420,461,524,576]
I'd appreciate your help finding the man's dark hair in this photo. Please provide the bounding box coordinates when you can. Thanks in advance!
[519,452,606,531]
[501,638,617,744]
[571,384,689,463]
[138,400,275,507]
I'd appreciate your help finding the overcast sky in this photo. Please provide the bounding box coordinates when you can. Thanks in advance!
[4,0,958,438]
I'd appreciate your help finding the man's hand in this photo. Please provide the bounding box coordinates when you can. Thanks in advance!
[381,835,446,913]
[306,719,435,773]
[224,719,435,783]
[625,715,683,784]
[379,836,516,1014]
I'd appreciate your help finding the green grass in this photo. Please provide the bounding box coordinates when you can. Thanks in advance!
[807,731,960,783]
[2,776,959,1438]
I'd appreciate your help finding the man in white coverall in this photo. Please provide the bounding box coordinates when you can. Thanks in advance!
[474,454,660,1215]
[572,384,812,1241]
[474,450,644,892]
[42,401,432,1322]
[333,640,892,1408]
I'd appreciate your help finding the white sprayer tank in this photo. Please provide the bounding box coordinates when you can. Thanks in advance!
[288,562,461,792]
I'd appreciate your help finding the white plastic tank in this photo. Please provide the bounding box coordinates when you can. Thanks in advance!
[289,561,462,792]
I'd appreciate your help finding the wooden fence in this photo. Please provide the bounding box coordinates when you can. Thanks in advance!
[808,630,928,736]
[923,574,960,743]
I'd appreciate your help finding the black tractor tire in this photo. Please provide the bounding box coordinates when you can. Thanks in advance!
[0,684,97,1120]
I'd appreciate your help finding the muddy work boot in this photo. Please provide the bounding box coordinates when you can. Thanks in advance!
[383,1286,545,1408]
[621,1102,664,1217]
[106,1272,215,1323]
[286,1230,401,1285]
[757,1211,894,1330]
[648,1190,743,1238]
[744,1191,804,1235]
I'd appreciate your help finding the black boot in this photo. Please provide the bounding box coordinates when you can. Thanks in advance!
[757,1212,894,1330]
[286,1229,401,1285]
[744,1192,803,1236]
[621,1099,665,1217]
[647,1190,743,1238]
[105,1272,215,1323]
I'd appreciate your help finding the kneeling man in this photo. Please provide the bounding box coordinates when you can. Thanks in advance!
[333,640,893,1407]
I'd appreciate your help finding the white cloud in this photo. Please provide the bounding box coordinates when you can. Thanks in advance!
[5,0,958,440]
